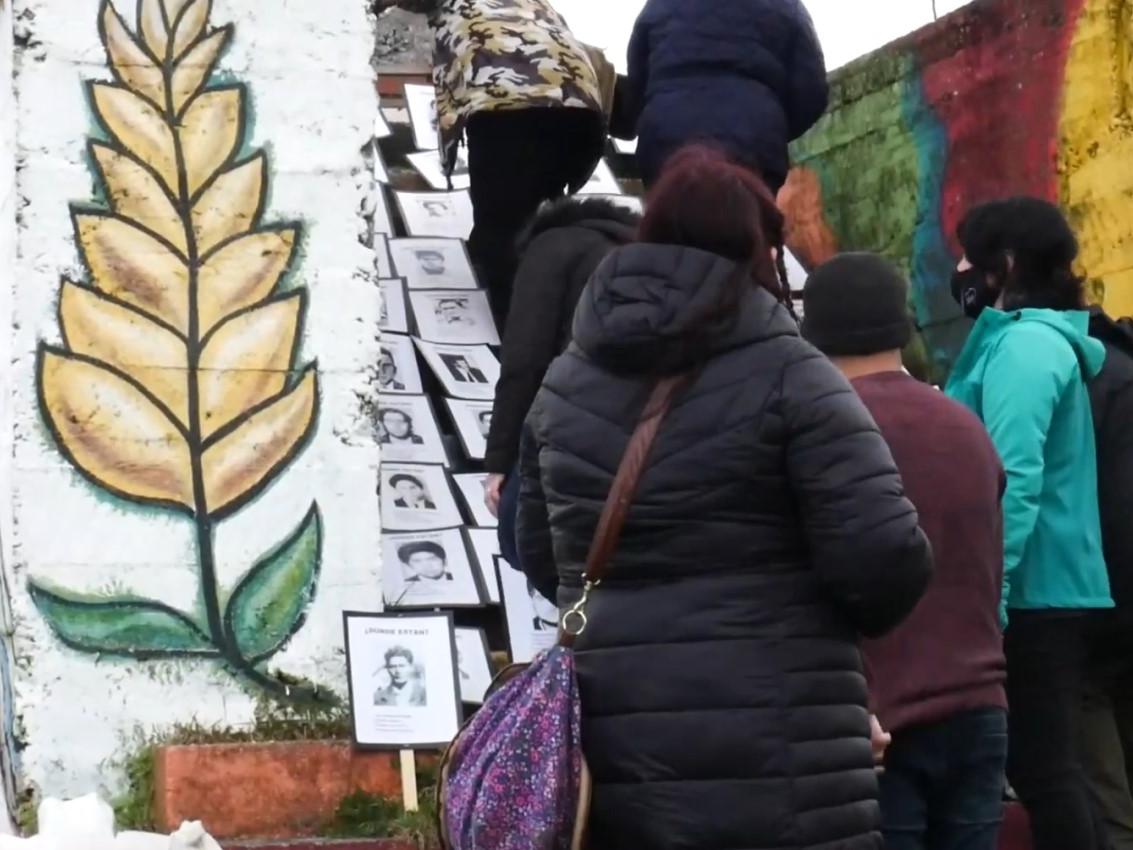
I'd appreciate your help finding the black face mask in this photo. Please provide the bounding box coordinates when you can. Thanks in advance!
[950,268,998,320]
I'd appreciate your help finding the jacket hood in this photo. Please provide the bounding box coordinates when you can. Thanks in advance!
[517,196,640,255]
[1089,305,1133,358]
[572,243,798,374]
[956,307,1107,381]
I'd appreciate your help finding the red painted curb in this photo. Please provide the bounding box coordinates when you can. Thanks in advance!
[224,841,422,850]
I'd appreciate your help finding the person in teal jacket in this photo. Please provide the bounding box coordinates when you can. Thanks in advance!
[945,197,1113,850]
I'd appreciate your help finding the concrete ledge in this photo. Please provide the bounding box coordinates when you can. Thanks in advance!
[153,742,405,840]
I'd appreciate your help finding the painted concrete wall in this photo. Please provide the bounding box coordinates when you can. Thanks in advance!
[8,0,380,800]
[782,0,1133,380]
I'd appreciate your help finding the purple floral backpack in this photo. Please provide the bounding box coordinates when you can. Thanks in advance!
[437,377,685,850]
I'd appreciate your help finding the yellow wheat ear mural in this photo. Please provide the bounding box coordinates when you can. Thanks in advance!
[32,0,326,702]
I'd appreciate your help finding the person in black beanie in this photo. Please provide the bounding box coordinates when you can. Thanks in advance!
[803,252,1009,850]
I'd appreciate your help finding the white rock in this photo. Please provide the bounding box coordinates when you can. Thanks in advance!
[169,822,222,850]
[37,794,115,841]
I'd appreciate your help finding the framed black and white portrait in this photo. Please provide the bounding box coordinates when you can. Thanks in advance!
[497,556,559,663]
[395,190,474,240]
[404,83,439,151]
[374,234,393,279]
[444,398,494,461]
[378,278,409,335]
[414,341,500,401]
[377,334,422,396]
[369,184,394,239]
[389,238,478,291]
[373,110,393,140]
[452,473,498,528]
[372,143,389,185]
[376,395,447,466]
[409,290,499,346]
[454,627,493,705]
[382,528,484,609]
[464,528,501,604]
[578,159,621,195]
[588,194,644,215]
[343,611,461,749]
[407,149,471,191]
[380,463,461,531]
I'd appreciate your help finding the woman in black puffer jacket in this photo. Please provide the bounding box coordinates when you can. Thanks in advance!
[515,147,933,850]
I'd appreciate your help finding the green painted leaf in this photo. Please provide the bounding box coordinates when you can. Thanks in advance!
[225,503,322,661]
[28,583,216,658]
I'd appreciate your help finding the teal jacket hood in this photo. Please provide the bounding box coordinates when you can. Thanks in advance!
[946,307,1112,625]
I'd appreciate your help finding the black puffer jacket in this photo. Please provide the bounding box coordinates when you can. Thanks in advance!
[485,198,639,474]
[516,244,932,850]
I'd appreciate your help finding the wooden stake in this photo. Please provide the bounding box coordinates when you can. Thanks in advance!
[400,749,419,812]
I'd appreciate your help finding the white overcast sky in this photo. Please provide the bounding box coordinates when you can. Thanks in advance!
[557,0,973,72]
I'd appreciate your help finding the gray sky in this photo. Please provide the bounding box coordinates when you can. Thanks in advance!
[558,0,973,71]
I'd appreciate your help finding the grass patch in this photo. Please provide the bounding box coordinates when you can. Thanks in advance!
[320,762,439,847]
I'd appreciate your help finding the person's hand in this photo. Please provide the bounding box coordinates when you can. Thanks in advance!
[484,474,505,518]
[870,715,891,770]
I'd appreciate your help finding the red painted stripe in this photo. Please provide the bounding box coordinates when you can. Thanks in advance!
[917,0,1087,255]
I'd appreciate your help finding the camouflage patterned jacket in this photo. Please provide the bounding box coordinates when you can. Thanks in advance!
[379,0,604,177]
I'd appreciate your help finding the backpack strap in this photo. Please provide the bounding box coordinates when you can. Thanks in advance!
[559,375,687,646]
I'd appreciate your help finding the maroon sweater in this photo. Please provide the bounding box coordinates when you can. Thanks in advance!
[853,371,1007,733]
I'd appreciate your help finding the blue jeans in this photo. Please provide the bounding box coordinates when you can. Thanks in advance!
[497,465,521,570]
[879,707,1008,850]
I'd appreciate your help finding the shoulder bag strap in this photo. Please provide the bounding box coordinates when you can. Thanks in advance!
[559,374,687,646]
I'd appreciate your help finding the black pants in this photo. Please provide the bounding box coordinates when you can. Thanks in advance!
[880,708,1008,850]
[1081,613,1133,850]
[464,108,603,327]
[1005,611,1110,850]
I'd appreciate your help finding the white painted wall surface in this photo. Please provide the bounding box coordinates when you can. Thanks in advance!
[9,0,381,799]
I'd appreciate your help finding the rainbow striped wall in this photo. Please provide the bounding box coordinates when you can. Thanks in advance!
[782,0,1133,380]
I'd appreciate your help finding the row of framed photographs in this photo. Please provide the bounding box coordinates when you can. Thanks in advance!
[345,550,559,749]
[379,333,499,402]
[380,462,496,530]
[379,279,499,346]
[379,525,558,656]
[377,392,493,465]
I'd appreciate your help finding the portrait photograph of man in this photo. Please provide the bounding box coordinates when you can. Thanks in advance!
[409,289,499,346]
[381,529,484,609]
[373,645,427,708]
[380,464,461,531]
[390,238,477,290]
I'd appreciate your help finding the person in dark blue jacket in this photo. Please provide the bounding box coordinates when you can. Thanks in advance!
[611,0,829,191]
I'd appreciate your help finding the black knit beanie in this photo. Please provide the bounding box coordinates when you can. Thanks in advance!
[801,252,913,356]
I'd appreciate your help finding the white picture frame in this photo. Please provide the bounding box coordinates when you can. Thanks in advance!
[465,528,501,604]
[382,528,484,609]
[378,278,410,335]
[496,556,559,664]
[407,149,471,191]
[377,333,423,396]
[578,159,621,195]
[409,289,499,346]
[444,398,494,461]
[405,83,439,151]
[376,395,448,466]
[369,184,394,238]
[395,190,474,240]
[374,233,393,279]
[373,144,389,185]
[414,340,500,401]
[452,472,498,529]
[380,463,462,531]
[343,610,462,749]
[373,111,393,140]
[454,627,493,706]
[389,237,478,291]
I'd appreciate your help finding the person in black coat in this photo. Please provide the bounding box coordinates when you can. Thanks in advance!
[612,0,828,190]
[515,147,932,850]
[483,198,640,565]
[1081,308,1133,846]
